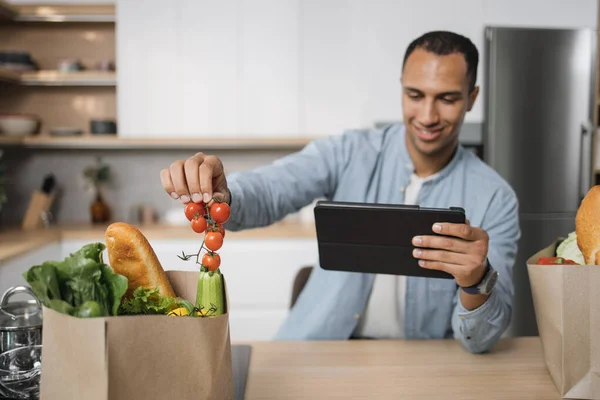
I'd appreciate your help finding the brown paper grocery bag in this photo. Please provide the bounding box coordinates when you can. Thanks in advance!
[527,241,600,400]
[39,271,233,400]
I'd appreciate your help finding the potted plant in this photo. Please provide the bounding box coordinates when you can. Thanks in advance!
[83,156,111,224]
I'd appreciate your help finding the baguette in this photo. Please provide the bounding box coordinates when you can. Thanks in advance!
[105,222,176,298]
[575,185,600,265]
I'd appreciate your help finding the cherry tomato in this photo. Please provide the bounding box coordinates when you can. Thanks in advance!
[215,222,225,238]
[205,232,224,251]
[536,256,578,265]
[202,252,221,271]
[209,202,230,224]
[184,202,205,221]
[191,217,207,233]
[208,222,225,238]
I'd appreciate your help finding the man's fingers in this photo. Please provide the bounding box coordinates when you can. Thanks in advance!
[169,160,190,203]
[431,222,480,240]
[412,235,470,254]
[159,168,178,199]
[199,155,224,203]
[417,259,460,276]
[413,248,471,265]
[199,163,213,203]
[162,153,227,204]
[184,153,205,203]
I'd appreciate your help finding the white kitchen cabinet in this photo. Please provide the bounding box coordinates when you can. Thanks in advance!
[116,0,599,138]
[116,0,182,137]
[179,0,301,138]
[239,0,300,137]
[0,243,62,297]
[61,236,319,341]
[299,0,367,136]
[117,0,300,139]
[179,1,239,138]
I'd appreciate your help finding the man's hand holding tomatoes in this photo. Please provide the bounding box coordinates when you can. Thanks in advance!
[160,152,230,205]
[411,220,491,311]
[165,153,232,275]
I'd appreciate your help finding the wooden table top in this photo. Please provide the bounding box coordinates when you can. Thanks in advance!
[237,337,560,400]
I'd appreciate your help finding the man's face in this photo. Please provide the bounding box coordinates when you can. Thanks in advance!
[401,48,479,157]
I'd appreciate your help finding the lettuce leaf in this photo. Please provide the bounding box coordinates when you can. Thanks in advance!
[118,287,192,316]
[22,243,128,317]
[556,231,585,265]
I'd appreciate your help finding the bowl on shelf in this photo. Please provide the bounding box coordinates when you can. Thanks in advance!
[0,114,41,137]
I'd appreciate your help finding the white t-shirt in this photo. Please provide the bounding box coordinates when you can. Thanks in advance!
[353,172,437,339]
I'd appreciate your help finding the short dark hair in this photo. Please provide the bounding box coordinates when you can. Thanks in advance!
[403,31,479,91]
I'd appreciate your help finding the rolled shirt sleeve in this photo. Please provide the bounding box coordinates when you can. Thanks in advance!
[451,186,521,353]
[223,131,358,231]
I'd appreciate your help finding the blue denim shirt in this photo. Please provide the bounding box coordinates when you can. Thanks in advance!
[225,123,520,353]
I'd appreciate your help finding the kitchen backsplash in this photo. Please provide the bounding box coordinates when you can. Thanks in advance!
[0,123,484,228]
[0,148,293,227]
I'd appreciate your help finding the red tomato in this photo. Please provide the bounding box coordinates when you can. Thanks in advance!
[190,217,207,233]
[209,202,230,224]
[215,222,225,238]
[184,202,205,221]
[536,256,578,265]
[207,222,225,238]
[205,232,224,251]
[202,252,221,271]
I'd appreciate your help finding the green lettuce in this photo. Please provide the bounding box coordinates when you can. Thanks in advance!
[118,287,194,316]
[556,231,585,265]
[23,243,128,317]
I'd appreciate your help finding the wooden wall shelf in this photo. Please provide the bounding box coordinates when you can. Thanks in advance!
[0,69,115,86]
[0,135,313,151]
[0,67,19,83]
[21,70,116,86]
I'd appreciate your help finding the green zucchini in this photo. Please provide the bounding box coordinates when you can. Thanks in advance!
[195,267,226,317]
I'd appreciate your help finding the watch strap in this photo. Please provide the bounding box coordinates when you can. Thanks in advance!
[460,260,493,295]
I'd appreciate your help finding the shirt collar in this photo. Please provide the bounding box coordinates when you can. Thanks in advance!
[397,124,465,184]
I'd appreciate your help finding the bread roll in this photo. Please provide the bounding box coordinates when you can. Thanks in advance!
[575,185,600,265]
[105,222,176,298]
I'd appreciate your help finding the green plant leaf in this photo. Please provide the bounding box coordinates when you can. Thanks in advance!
[22,242,129,318]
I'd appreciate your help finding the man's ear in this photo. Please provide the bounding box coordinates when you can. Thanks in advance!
[467,86,480,111]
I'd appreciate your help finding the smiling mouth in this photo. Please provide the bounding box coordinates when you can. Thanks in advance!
[414,126,443,142]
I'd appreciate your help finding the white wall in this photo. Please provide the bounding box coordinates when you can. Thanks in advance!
[117,0,598,138]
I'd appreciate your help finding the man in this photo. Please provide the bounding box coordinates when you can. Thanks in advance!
[160,31,520,354]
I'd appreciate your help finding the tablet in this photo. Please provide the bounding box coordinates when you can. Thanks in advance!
[313,200,466,279]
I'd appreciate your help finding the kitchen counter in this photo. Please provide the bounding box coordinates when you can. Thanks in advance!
[0,220,316,263]
[238,337,559,399]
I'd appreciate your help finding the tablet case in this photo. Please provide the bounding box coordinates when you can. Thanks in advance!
[313,201,466,279]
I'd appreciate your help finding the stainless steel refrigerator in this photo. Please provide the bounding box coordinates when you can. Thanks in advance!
[483,26,597,337]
